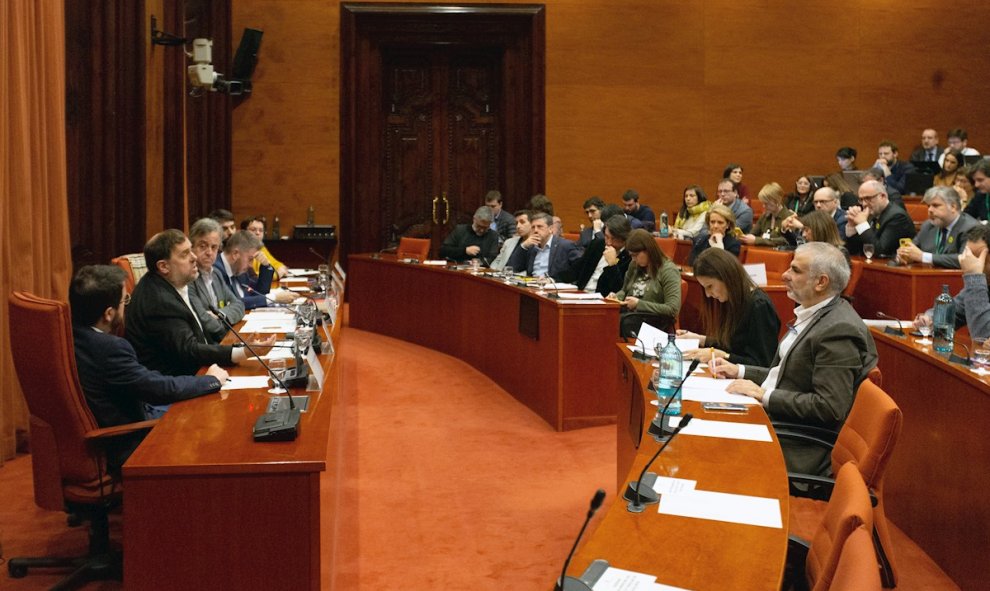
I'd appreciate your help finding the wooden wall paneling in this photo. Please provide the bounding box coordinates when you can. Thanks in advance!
[145,0,167,239]
[65,0,148,266]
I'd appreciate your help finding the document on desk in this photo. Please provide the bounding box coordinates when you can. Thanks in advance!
[667,416,772,442]
[658,489,782,529]
[241,317,297,333]
[651,476,697,495]
[592,567,691,591]
[555,292,604,300]
[221,376,272,390]
[261,341,295,360]
[285,269,318,276]
[679,377,760,405]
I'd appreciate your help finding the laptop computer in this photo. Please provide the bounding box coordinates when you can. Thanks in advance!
[911,160,941,175]
[903,172,935,196]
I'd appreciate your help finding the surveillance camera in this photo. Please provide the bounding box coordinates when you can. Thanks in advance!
[190,38,213,64]
[187,63,215,88]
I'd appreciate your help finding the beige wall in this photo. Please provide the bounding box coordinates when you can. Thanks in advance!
[232,0,990,237]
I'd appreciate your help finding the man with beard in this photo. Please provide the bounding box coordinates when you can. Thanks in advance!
[70,265,228,470]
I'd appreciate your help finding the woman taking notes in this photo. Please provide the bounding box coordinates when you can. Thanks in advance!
[609,229,682,327]
[677,248,780,367]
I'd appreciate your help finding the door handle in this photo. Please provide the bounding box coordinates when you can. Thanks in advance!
[442,193,450,224]
[432,196,439,224]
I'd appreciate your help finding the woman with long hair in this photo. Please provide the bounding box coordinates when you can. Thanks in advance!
[688,204,741,265]
[610,229,682,321]
[740,182,795,247]
[672,185,711,240]
[935,149,963,189]
[677,248,780,367]
[786,175,816,215]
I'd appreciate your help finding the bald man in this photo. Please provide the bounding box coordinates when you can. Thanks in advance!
[844,180,916,257]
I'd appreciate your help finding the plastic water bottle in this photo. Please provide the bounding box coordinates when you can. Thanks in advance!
[656,335,683,415]
[933,284,955,353]
[659,212,669,238]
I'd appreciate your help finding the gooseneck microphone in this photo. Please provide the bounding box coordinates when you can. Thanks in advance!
[625,413,694,512]
[308,247,328,264]
[555,489,607,591]
[210,305,301,442]
[876,311,905,336]
[652,359,701,439]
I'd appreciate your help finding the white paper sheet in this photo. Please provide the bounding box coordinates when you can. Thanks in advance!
[744,263,768,286]
[593,567,691,591]
[220,376,271,390]
[278,276,309,283]
[658,490,782,529]
[863,319,909,329]
[668,417,772,442]
[285,269,318,276]
[651,476,697,495]
[423,260,447,266]
[556,292,604,300]
[240,318,297,333]
[679,389,761,405]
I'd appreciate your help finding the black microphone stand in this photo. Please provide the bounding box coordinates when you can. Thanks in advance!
[624,414,694,512]
[555,490,608,591]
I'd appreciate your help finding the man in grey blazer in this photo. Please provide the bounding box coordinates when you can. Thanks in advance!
[713,242,878,476]
[187,217,245,343]
[896,185,978,269]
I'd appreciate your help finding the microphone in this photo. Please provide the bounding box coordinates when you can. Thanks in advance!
[649,359,700,440]
[308,247,328,264]
[555,489,608,591]
[629,330,650,361]
[624,413,694,512]
[876,311,905,336]
[210,306,301,442]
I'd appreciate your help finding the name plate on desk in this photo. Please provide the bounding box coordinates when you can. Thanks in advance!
[306,347,326,391]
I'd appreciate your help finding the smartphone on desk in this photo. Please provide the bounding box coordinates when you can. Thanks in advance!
[702,402,749,413]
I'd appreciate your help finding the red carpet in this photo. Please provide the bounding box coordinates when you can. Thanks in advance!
[0,326,616,590]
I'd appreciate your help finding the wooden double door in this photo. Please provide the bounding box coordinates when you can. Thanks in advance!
[340,4,545,261]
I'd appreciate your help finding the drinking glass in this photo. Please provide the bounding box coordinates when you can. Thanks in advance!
[294,326,314,356]
[502,268,514,284]
[317,264,331,293]
[267,358,287,394]
[863,244,875,263]
[536,275,549,295]
[973,349,990,374]
[916,323,933,346]
[297,301,317,327]
[469,258,481,274]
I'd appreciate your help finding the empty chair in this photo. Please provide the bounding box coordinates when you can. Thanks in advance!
[397,237,431,260]
[110,253,148,292]
[742,247,793,282]
[842,259,864,301]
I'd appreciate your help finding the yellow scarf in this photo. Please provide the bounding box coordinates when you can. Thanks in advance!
[674,200,711,229]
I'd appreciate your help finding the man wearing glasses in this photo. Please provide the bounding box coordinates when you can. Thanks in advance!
[783,187,847,237]
[844,180,915,257]
[716,179,753,234]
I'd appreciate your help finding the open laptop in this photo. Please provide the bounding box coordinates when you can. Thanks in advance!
[911,160,941,175]
[843,170,867,188]
[903,172,935,196]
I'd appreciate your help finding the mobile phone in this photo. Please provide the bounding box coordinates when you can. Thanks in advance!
[899,238,913,248]
[702,402,749,413]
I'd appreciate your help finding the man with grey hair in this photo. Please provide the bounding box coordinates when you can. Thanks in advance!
[782,187,847,236]
[216,229,291,309]
[713,242,878,476]
[439,205,500,264]
[188,217,245,342]
[506,212,581,281]
[844,179,916,257]
[897,186,978,268]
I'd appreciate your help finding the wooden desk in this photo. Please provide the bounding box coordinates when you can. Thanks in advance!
[851,258,962,320]
[122,307,344,591]
[347,254,620,430]
[569,347,789,589]
[871,329,989,591]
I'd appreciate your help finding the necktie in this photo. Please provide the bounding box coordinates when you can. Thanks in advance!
[927,151,934,162]
[937,228,948,254]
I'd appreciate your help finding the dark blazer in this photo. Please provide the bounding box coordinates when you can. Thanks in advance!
[214,254,274,309]
[717,289,781,368]
[689,231,742,265]
[629,204,657,231]
[573,236,606,290]
[577,226,602,249]
[492,209,515,241]
[596,249,631,297]
[912,213,979,268]
[439,224,500,263]
[963,192,990,222]
[884,160,917,195]
[507,235,582,282]
[126,272,234,377]
[189,266,246,343]
[75,325,221,469]
[910,146,941,164]
[744,297,878,475]
[845,202,916,257]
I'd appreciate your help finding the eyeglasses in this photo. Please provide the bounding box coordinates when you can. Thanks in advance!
[121,293,131,307]
[813,199,833,205]
[858,193,881,203]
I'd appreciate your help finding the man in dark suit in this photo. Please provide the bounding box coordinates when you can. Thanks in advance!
[439,206,500,264]
[713,243,878,475]
[844,180,916,257]
[572,210,631,292]
[782,187,847,238]
[71,265,227,470]
[506,212,581,281]
[873,140,916,195]
[214,230,291,309]
[910,128,941,164]
[622,189,657,232]
[127,229,265,377]
[484,190,515,242]
[577,196,606,248]
[187,217,245,342]
[897,185,978,268]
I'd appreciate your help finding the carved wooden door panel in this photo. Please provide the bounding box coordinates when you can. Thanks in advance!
[381,47,501,254]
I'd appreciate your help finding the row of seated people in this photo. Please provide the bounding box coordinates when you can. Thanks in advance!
[69,218,303,471]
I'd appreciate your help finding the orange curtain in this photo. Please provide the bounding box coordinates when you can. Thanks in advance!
[0,0,72,463]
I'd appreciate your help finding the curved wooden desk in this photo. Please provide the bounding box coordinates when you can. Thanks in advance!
[852,258,963,320]
[569,346,789,590]
[871,328,989,591]
[347,254,621,431]
[122,305,345,591]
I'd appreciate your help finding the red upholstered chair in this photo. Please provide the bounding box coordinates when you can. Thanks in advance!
[829,526,883,591]
[779,377,903,588]
[562,231,581,243]
[903,202,928,230]
[742,247,793,282]
[6,292,156,586]
[655,237,677,259]
[794,463,876,591]
[110,253,148,293]
[843,258,863,301]
[397,237,431,260]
